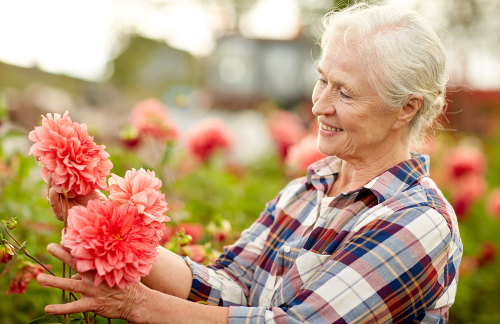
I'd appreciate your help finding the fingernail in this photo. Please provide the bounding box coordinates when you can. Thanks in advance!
[47,243,56,252]
[45,305,55,313]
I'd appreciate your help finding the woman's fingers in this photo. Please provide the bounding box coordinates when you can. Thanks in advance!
[47,188,63,221]
[46,243,76,269]
[71,273,83,280]
[36,274,88,294]
[44,299,93,315]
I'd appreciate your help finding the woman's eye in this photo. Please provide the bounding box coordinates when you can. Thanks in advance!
[340,90,351,99]
[319,78,327,85]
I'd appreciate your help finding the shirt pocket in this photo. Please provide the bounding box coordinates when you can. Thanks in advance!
[271,245,331,307]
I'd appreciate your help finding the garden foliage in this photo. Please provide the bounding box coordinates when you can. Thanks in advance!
[1,102,499,323]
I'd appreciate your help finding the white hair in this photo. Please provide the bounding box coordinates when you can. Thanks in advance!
[320,3,448,147]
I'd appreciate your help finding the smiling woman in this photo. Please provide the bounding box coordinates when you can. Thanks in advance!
[38,3,462,323]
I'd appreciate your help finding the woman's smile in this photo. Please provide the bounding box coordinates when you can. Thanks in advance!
[318,120,343,136]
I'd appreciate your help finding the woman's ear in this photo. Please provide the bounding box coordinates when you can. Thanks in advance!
[393,94,423,129]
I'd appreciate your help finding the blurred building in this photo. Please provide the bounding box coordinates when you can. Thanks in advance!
[446,88,500,137]
[206,34,317,109]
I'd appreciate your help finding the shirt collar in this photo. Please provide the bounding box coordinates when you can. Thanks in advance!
[306,153,430,203]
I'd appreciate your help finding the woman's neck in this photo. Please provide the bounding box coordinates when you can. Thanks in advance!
[328,146,412,197]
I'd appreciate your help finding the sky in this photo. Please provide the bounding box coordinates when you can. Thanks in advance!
[0,0,498,89]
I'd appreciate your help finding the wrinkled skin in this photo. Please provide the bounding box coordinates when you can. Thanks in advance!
[37,243,148,321]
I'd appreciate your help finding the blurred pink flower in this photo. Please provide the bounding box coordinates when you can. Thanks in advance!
[28,112,112,198]
[63,200,159,289]
[8,262,50,294]
[487,188,500,219]
[442,145,487,179]
[159,226,175,246]
[186,118,233,162]
[108,168,170,226]
[452,172,487,220]
[454,172,487,201]
[177,223,204,244]
[182,244,207,263]
[285,135,326,175]
[130,98,179,141]
[268,110,306,161]
[478,241,497,267]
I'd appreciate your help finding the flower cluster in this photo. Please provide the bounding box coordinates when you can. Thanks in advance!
[28,112,113,198]
[62,169,169,289]
[29,112,169,290]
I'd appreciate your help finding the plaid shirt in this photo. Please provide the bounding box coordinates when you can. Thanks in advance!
[185,154,462,323]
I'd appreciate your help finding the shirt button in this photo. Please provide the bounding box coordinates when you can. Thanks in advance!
[283,245,291,253]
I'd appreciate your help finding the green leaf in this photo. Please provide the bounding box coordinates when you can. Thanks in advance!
[18,241,27,254]
[29,313,86,324]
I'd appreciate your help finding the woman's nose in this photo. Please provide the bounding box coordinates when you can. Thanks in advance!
[312,97,335,116]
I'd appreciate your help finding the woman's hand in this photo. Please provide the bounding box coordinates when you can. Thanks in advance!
[37,243,149,321]
[46,176,106,221]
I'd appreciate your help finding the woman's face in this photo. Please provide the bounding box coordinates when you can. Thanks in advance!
[312,36,401,163]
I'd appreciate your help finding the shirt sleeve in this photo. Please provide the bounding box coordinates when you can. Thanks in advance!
[227,206,454,323]
[185,194,280,306]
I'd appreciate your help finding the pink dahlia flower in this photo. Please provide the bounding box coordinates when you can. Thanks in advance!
[108,168,169,226]
[28,111,112,198]
[442,145,487,179]
[186,118,233,162]
[267,110,305,161]
[63,200,159,289]
[286,135,326,175]
[451,172,487,220]
[130,98,179,141]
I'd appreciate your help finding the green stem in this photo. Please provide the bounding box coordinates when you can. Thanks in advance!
[60,194,68,233]
[59,194,68,314]
[3,224,21,246]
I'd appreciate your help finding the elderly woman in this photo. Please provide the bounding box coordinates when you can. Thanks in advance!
[38,3,462,323]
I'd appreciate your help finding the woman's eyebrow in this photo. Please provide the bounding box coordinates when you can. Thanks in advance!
[316,66,357,95]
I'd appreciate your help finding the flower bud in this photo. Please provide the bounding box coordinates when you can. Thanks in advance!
[119,126,141,150]
[6,218,17,230]
[176,228,193,247]
[0,241,15,264]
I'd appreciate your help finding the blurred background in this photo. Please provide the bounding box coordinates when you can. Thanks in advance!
[0,0,499,323]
